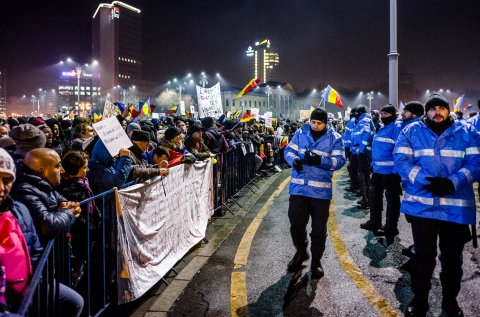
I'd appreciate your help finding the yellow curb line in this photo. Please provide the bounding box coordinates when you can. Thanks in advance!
[230,177,291,317]
[328,172,399,316]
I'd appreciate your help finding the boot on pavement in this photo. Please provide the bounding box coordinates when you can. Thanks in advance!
[360,220,381,231]
[310,260,324,279]
[442,298,464,317]
[287,250,308,272]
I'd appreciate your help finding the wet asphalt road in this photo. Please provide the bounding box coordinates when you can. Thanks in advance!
[165,169,480,316]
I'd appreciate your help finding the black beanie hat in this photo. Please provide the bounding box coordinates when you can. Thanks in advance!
[404,101,425,117]
[131,130,150,142]
[424,94,449,113]
[356,105,367,115]
[381,104,397,117]
[201,117,215,129]
[164,127,182,140]
[310,108,328,124]
[188,124,202,135]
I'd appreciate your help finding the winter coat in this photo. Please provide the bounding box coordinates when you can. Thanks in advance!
[184,136,212,161]
[468,114,480,131]
[202,127,228,154]
[127,143,161,182]
[88,140,133,194]
[351,113,375,157]
[393,120,480,224]
[57,176,99,226]
[3,196,43,268]
[343,118,356,148]
[284,125,346,200]
[371,120,402,174]
[11,163,75,244]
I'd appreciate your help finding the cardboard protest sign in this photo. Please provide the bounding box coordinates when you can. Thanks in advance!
[93,116,133,157]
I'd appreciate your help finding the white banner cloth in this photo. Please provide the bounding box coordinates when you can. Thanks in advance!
[116,161,214,303]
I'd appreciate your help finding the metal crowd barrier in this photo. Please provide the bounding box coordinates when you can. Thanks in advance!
[15,142,282,316]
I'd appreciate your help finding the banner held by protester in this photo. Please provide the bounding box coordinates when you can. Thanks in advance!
[196,83,223,118]
[116,161,214,303]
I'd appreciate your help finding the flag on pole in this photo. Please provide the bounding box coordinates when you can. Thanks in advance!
[235,77,262,99]
[321,85,344,108]
[166,105,177,115]
[454,94,465,112]
[462,103,473,111]
[93,113,103,122]
[140,98,151,116]
[115,102,126,112]
[240,115,255,122]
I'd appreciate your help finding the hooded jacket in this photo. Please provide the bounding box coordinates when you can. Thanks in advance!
[284,125,346,200]
[342,117,356,148]
[393,120,480,224]
[351,113,375,157]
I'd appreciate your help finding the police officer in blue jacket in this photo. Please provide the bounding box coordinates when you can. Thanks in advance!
[350,105,375,209]
[284,108,345,278]
[344,107,360,192]
[394,94,480,317]
[401,101,424,130]
[360,104,402,238]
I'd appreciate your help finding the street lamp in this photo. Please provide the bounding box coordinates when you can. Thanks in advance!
[30,95,36,114]
[366,91,375,111]
[266,85,272,109]
[62,58,98,108]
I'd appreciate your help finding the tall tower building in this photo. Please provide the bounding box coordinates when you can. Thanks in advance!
[92,1,144,101]
[245,39,279,83]
[0,69,6,117]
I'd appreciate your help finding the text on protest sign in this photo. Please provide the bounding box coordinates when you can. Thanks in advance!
[265,117,273,128]
[103,99,118,118]
[196,83,223,119]
[93,116,133,157]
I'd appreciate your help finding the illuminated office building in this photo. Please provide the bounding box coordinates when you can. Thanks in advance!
[245,39,280,83]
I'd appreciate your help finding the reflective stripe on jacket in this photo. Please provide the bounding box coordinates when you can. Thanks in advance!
[284,125,345,200]
[351,113,375,156]
[393,120,480,224]
[371,120,402,174]
[343,118,356,148]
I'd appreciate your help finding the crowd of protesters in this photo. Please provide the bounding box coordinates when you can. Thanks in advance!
[0,96,479,316]
[0,107,298,315]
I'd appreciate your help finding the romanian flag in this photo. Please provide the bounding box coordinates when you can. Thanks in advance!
[280,136,288,148]
[115,102,126,112]
[462,103,473,111]
[231,110,241,119]
[235,77,262,99]
[93,113,103,123]
[240,115,255,123]
[166,105,177,115]
[129,104,141,119]
[140,98,151,116]
[454,94,465,112]
[307,105,315,113]
[322,85,344,108]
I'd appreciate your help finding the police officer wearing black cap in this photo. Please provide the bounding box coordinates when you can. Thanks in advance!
[394,94,480,316]
[284,108,345,278]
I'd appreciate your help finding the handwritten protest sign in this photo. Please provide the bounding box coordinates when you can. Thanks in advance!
[250,108,259,120]
[116,161,213,303]
[299,110,310,120]
[265,117,273,128]
[196,83,223,118]
[264,111,272,118]
[103,99,118,118]
[93,116,133,157]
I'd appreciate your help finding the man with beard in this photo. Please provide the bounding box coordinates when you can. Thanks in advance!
[360,104,402,240]
[394,94,480,316]
[401,101,424,128]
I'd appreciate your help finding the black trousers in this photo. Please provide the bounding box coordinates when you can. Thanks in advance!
[288,195,330,261]
[347,152,360,190]
[355,153,371,203]
[409,215,471,307]
[368,173,402,229]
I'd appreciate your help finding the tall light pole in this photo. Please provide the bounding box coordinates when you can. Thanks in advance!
[199,72,208,88]
[30,95,36,114]
[266,86,271,109]
[366,91,374,111]
[388,0,399,108]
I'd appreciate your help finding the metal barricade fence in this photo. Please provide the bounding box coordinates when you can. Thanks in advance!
[16,147,265,317]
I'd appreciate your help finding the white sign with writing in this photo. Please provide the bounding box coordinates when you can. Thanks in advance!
[116,161,213,303]
[196,83,223,119]
[250,108,259,120]
[103,100,118,118]
[265,117,273,128]
[93,116,133,157]
[264,111,272,118]
[179,100,186,116]
[152,113,159,119]
[299,110,310,120]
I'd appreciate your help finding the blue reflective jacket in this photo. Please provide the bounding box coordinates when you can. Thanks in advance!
[343,118,356,148]
[371,120,402,174]
[468,114,480,131]
[393,120,480,224]
[351,113,375,156]
[284,125,345,200]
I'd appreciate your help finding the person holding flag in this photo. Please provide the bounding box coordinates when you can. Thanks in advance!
[284,108,345,278]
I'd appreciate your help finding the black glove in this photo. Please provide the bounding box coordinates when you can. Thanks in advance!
[304,150,322,166]
[292,158,303,173]
[182,154,197,164]
[423,177,455,196]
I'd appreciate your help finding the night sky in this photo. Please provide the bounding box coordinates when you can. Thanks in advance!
[1,0,479,98]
